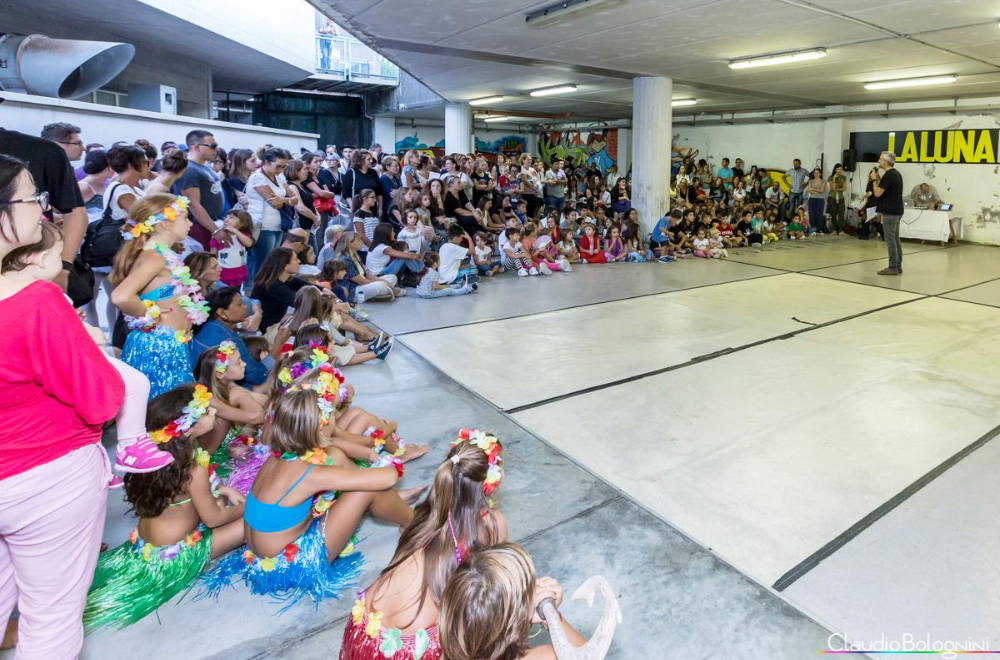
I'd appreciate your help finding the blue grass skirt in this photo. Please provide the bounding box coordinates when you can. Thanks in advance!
[198,507,363,613]
[121,325,193,399]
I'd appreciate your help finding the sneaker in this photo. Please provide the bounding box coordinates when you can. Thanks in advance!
[374,337,394,360]
[115,434,175,474]
[367,332,386,352]
[108,475,125,490]
[658,256,675,263]
[529,267,539,276]
[395,288,408,297]
[751,242,762,248]
[517,268,529,277]
[559,258,573,272]
[537,263,552,275]
[470,282,479,292]
[721,249,729,258]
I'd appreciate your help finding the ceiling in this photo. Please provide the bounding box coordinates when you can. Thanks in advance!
[310,0,1000,122]
[1,0,313,93]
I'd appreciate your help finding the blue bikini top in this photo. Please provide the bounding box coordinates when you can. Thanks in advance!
[245,464,314,533]
[139,283,176,302]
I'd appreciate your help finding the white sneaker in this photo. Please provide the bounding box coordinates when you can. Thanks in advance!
[528,267,539,276]
[537,263,552,275]
[560,258,572,272]
[517,268,529,277]
[721,249,729,258]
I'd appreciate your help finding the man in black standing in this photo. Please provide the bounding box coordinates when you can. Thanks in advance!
[870,150,904,276]
[173,129,229,250]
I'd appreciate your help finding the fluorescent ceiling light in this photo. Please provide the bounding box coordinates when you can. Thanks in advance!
[484,116,509,123]
[729,48,827,70]
[529,84,578,97]
[470,95,505,106]
[672,98,697,107]
[864,75,957,90]
[525,0,628,29]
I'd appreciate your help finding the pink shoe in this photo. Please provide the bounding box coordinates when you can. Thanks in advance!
[115,434,175,473]
[108,475,124,489]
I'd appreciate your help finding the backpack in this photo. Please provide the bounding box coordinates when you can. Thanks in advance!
[81,183,127,268]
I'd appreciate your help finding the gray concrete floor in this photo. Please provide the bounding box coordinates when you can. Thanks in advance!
[23,237,998,660]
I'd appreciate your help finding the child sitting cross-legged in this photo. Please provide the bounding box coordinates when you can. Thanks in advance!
[578,223,606,264]
[500,226,538,277]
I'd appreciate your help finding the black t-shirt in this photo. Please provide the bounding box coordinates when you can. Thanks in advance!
[471,171,492,207]
[317,168,342,195]
[736,220,753,237]
[875,169,904,215]
[444,190,471,219]
[295,178,315,231]
[731,167,744,183]
[0,129,84,213]
[173,160,224,220]
[251,276,309,332]
[343,167,382,201]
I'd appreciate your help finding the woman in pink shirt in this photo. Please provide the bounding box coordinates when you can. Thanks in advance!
[0,154,125,658]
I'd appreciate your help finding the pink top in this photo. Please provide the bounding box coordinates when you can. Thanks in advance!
[0,281,124,480]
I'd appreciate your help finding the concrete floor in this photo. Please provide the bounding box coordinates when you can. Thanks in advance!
[19,236,997,660]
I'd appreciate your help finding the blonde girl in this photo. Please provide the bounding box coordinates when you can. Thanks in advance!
[111,193,206,398]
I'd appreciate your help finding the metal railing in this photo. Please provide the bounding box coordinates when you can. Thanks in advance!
[316,35,398,84]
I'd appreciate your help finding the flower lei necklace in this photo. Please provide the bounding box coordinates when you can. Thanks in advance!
[125,240,210,341]
[149,385,212,445]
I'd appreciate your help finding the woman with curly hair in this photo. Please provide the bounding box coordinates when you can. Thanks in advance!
[83,385,246,631]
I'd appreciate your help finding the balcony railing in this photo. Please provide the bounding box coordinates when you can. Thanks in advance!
[316,35,399,84]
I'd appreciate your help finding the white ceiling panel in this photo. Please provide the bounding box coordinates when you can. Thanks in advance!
[315,0,1000,121]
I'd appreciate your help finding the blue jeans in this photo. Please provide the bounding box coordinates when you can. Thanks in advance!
[788,192,803,216]
[545,196,566,214]
[319,38,332,70]
[248,230,283,286]
[807,198,827,232]
[378,257,423,277]
[418,284,473,298]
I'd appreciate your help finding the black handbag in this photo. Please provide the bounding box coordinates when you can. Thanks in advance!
[81,183,125,268]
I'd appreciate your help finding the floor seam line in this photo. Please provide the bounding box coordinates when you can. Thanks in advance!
[517,495,624,544]
[377,269,786,338]
[505,294,930,414]
[772,420,1000,592]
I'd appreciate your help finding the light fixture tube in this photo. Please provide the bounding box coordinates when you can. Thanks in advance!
[529,84,578,97]
[729,48,827,70]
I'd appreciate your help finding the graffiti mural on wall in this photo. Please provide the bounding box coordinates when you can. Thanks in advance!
[394,133,444,155]
[539,129,617,173]
[474,135,527,156]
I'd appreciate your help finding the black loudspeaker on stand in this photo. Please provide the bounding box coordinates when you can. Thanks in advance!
[842,148,857,172]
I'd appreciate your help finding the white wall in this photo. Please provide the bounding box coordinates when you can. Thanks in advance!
[848,112,1000,245]
[673,111,1000,245]
[0,92,319,155]
[136,0,316,72]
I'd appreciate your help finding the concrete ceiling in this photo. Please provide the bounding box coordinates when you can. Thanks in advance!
[311,0,1000,122]
[1,0,313,94]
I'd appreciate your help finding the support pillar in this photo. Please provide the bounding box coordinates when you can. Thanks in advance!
[631,77,672,236]
[444,102,472,154]
[823,116,850,182]
[616,127,632,175]
[373,117,396,153]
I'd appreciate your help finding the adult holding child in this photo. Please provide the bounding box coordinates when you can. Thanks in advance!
[0,154,125,658]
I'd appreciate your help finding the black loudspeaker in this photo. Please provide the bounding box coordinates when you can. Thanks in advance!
[842,148,856,172]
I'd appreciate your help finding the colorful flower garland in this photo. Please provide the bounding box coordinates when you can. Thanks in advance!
[149,385,213,445]
[124,239,210,340]
[214,340,238,375]
[122,195,190,240]
[451,429,503,496]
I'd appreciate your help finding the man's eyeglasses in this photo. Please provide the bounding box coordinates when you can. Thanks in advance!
[196,142,219,149]
[7,191,51,212]
[59,141,83,147]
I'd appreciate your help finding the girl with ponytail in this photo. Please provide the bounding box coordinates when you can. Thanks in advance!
[340,430,507,660]
[111,193,208,399]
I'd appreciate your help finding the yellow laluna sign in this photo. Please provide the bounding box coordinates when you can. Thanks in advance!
[851,129,1000,165]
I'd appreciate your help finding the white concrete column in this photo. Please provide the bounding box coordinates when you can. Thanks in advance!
[823,116,850,179]
[631,77,672,236]
[444,102,472,154]
[616,127,631,175]
[373,117,396,153]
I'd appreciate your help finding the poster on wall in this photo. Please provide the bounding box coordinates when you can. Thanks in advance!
[851,129,1000,165]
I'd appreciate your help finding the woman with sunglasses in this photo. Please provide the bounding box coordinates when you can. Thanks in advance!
[0,154,126,658]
